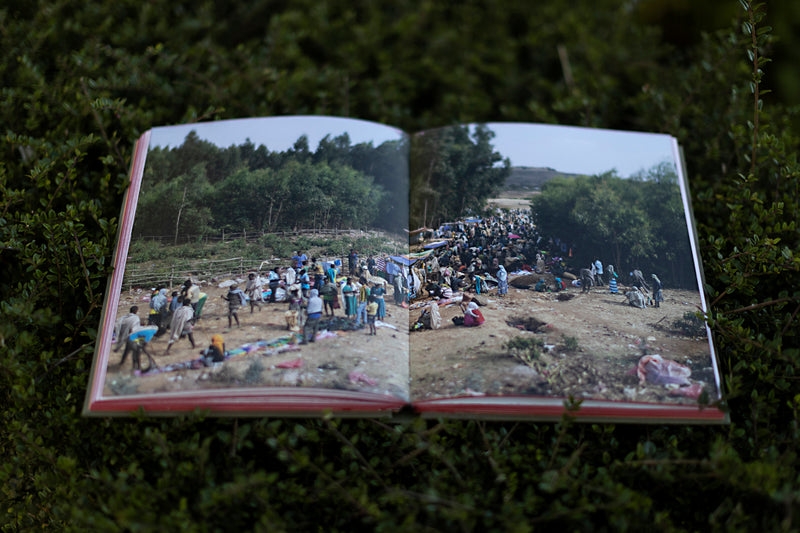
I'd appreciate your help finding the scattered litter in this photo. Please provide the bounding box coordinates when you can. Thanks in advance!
[318,316,365,331]
[348,371,377,386]
[631,354,691,386]
[668,382,705,399]
[375,320,398,330]
[276,358,303,369]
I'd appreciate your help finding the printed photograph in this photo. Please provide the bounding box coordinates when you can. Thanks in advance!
[100,117,412,403]
[408,123,720,406]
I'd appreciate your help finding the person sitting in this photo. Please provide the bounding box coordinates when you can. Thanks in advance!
[534,278,547,292]
[425,282,443,299]
[199,334,226,366]
[625,288,647,309]
[459,294,485,327]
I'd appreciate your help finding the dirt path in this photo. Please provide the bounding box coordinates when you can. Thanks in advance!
[409,283,717,405]
[104,284,410,401]
[104,278,716,409]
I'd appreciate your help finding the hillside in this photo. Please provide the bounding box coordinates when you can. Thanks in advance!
[503,167,581,192]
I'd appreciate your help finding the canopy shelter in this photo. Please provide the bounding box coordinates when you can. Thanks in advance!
[388,250,434,266]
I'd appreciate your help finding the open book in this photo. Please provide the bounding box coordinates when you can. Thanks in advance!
[83,116,726,423]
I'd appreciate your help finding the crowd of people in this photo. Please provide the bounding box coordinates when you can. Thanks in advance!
[407,209,670,327]
[112,249,412,371]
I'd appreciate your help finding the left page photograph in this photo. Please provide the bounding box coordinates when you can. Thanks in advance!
[84,116,411,416]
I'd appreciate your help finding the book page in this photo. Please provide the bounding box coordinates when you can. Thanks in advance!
[85,116,411,415]
[407,123,723,422]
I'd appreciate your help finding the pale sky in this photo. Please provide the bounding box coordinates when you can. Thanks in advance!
[148,116,405,152]
[481,122,678,178]
[148,116,678,179]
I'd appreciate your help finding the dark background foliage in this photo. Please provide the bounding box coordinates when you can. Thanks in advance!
[2,0,800,530]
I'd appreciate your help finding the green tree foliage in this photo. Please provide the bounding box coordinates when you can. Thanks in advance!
[410,124,510,229]
[532,164,696,288]
[132,132,406,238]
[3,0,800,530]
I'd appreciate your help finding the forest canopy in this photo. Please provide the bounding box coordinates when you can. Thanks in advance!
[133,130,409,241]
[409,124,511,229]
[532,162,694,288]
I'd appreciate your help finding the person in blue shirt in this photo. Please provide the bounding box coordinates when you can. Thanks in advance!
[267,268,280,303]
[299,268,311,298]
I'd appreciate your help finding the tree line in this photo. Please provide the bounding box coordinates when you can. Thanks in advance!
[132,131,409,243]
[409,124,511,230]
[532,162,697,289]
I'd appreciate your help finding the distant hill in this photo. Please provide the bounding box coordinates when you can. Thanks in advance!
[502,167,582,191]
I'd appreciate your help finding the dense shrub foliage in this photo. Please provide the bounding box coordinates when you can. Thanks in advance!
[2,0,800,530]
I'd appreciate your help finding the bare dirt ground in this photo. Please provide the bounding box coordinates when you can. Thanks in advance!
[104,284,411,401]
[409,283,718,406]
[103,279,717,409]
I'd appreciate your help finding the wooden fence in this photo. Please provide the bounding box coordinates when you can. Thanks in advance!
[137,227,366,244]
[121,255,347,292]
[122,257,261,291]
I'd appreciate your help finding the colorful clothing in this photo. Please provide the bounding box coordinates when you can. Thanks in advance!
[356,285,370,325]
[463,302,485,327]
[371,285,386,319]
[343,283,357,317]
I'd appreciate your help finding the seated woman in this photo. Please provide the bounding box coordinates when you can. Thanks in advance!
[459,294,485,327]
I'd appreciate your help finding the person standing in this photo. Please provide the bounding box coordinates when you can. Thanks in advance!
[166,299,196,353]
[497,264,508,296]
[348,249,358,275]
[221,284,247,328]
[320,279,338,316]
[651,274,664,308]
[356,278,370,326]
[300,289,323,344]
[245,272,263,313]
[631,269,650,292]
[285,288,303,332]
[371,282,386,319]
[326,262,338,284]
[594,259,604,286]
[113,306,141,366]
[291,251,307,270]
[343,278,357,319]
[393,271,405,306]
[267,268,280,303]
[284,264,296,287]
[366,296,378,336]
[299,268,311,298]
[580,268,594,293]
[608,265,619,294]
[148,288,169,335]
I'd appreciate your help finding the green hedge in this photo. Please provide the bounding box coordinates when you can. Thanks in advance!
[3,1,800,530]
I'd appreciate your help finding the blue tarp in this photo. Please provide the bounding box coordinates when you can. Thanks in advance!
[388,255,415,266]
[388,250,433,266]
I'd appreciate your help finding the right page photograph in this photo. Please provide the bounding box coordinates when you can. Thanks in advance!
[407,123,723,421]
